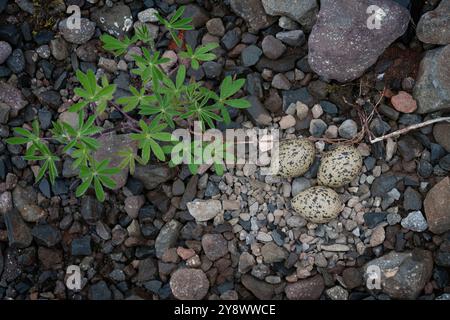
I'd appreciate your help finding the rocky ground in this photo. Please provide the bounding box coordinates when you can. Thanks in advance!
[1,0,450,301]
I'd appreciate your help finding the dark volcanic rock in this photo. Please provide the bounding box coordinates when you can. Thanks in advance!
[416,0,450,45]
[241,274,275,300]
[434,123,450,153]
[132,163,177,190]
[414,45,450,114]
[0,81,28,117]
[230,0,275,32]
[262,0,318,30]
[363,249,433,299]
[155,220,182,259]
[91,4,133,37]
[308,0,410,82]
[4,208,33,249]
[424,177,450,234]
[285,274,325,300]
[31,224,62,247]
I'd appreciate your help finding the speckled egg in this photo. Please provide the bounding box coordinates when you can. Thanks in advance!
[291,186,343,223]
[317,145,362,188]
[277,138,315,178]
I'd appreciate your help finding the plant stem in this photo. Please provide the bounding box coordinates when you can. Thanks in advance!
[370,117,450,144]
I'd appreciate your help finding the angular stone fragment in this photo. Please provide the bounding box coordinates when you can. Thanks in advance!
[308,0,409,82]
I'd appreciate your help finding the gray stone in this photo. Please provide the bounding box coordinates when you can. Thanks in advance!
[182,4,209,28]
[417,0,450,45]
[230,0,275,32]
[132,163,177,190]
[403,187,422,211]
[4,208,33,249]
[59,18,96,44]
[12,185,46,222]
[71,236,92,256]
[276,30,306,47]
[203,61,222,79]
[31,224,62,247]
[94,133,138,190]
[291,177,311,196]
[137,8,159,23]
[124,195,145,219]
[338,119,358,139]
[309,119,327,137]
[187,199,222,222]
[180,175,198,210]
[282,88,315,110]
[241,45,262,67]
[241,274,274,300]
[261,242,288,264]
[81,195,104,225]
[206,18,225,37]
[0,40,12,64]
[285,274,324,300]
[262,0,318,29]
[0,81,28,117]
[413,45,450,114]
[326,286,349,300]
[238,252,255,273]
[371,175,400,197]
[155,220,182,259]
[401,211,428,232]
[50,38,69,61]
[308,0,409,82]
[6,49,25,74]
[89,281,112,300]
[363,249,433,299]
[262,35,286,60]
[245,96,272,126]
[91,4,133,37]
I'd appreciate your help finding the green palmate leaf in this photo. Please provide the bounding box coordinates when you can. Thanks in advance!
[93,177,105,202]
[179,43,218,70]
[101,34,136,56]
[155,6,193,47]
[220,76,245,99]
[75,159,119,202]
[76,177,92,197]
[70,70,116,114]
[6,137,29,144]
[224,98,251,109]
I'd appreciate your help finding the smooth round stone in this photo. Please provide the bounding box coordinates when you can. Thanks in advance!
[169,268,210,300]
[0,40,12,64]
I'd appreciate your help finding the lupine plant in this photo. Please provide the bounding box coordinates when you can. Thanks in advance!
[6,6,250,201]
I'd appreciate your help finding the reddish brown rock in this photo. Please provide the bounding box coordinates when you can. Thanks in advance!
[201,233,228,261]
[241,274,274,300]
[433,122,450,153]
[169,268,210,300]
[424,177,450,234]
[391,91,418,113]
[285,274,324,300]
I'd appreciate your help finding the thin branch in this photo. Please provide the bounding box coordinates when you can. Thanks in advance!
[370,117,450,144]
